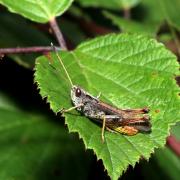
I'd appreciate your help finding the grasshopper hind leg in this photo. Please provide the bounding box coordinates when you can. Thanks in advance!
[59,103,84,113]
[101,116,106,143]
[123,107,150,114]
[101,115,117,143]
[113,126,138,135]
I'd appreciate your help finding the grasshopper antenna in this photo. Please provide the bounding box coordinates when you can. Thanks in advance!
[51,43,73,87]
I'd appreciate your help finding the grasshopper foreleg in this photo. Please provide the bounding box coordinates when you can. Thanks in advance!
[60,103,84,113]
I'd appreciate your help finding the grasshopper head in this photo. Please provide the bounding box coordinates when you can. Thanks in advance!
[71,85,86,107]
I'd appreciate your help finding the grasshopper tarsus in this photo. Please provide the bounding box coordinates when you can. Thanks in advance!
[59,108,65,114]
[96,92,101,99]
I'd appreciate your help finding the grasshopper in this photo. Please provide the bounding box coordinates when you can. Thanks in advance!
[51,44,151,142]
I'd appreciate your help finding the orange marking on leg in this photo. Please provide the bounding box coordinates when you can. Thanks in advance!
[114,126,138,135]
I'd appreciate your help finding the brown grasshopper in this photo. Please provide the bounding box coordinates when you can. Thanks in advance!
[51,44,151,142]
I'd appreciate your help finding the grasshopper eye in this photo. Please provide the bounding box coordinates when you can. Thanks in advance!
[75,88,81,97]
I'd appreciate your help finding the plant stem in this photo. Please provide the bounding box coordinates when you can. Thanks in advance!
[0,46,58,55]
[167,135,180,156]
[168,24,180,57]
[49,17,67,50]
[123,8,131,19]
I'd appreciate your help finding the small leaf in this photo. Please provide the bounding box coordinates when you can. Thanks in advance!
[142,0,180,30]
[77,0,140,9]
[35,33,180,180]
[0,0,74,23]
[103,11,158,36]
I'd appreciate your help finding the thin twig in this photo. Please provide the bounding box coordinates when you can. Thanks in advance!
[123,8,131,19]
[167,135,180,157]
[49,17,67,50]
[168,24,180,57]
[0,46,59,55]
[158,0,180,57]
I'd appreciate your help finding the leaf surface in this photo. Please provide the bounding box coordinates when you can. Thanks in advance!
[0,0,74,23]
[35,33,180,180]
[103,11,158,36]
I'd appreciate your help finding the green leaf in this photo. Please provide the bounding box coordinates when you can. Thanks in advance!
[77,0,140,9]
[0,0,74,23]
[154,148,180,180]
[0,13,51,68]
[103,11,158,36]
[35,33,180,180]
[142,0,180,30]
[0,92,90,179]
[171,122,180,140]
[141,147,180,180]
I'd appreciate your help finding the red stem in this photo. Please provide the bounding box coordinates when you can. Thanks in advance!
[0,46,59,55]
[167,135,180,156]
[49,17,67,50]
